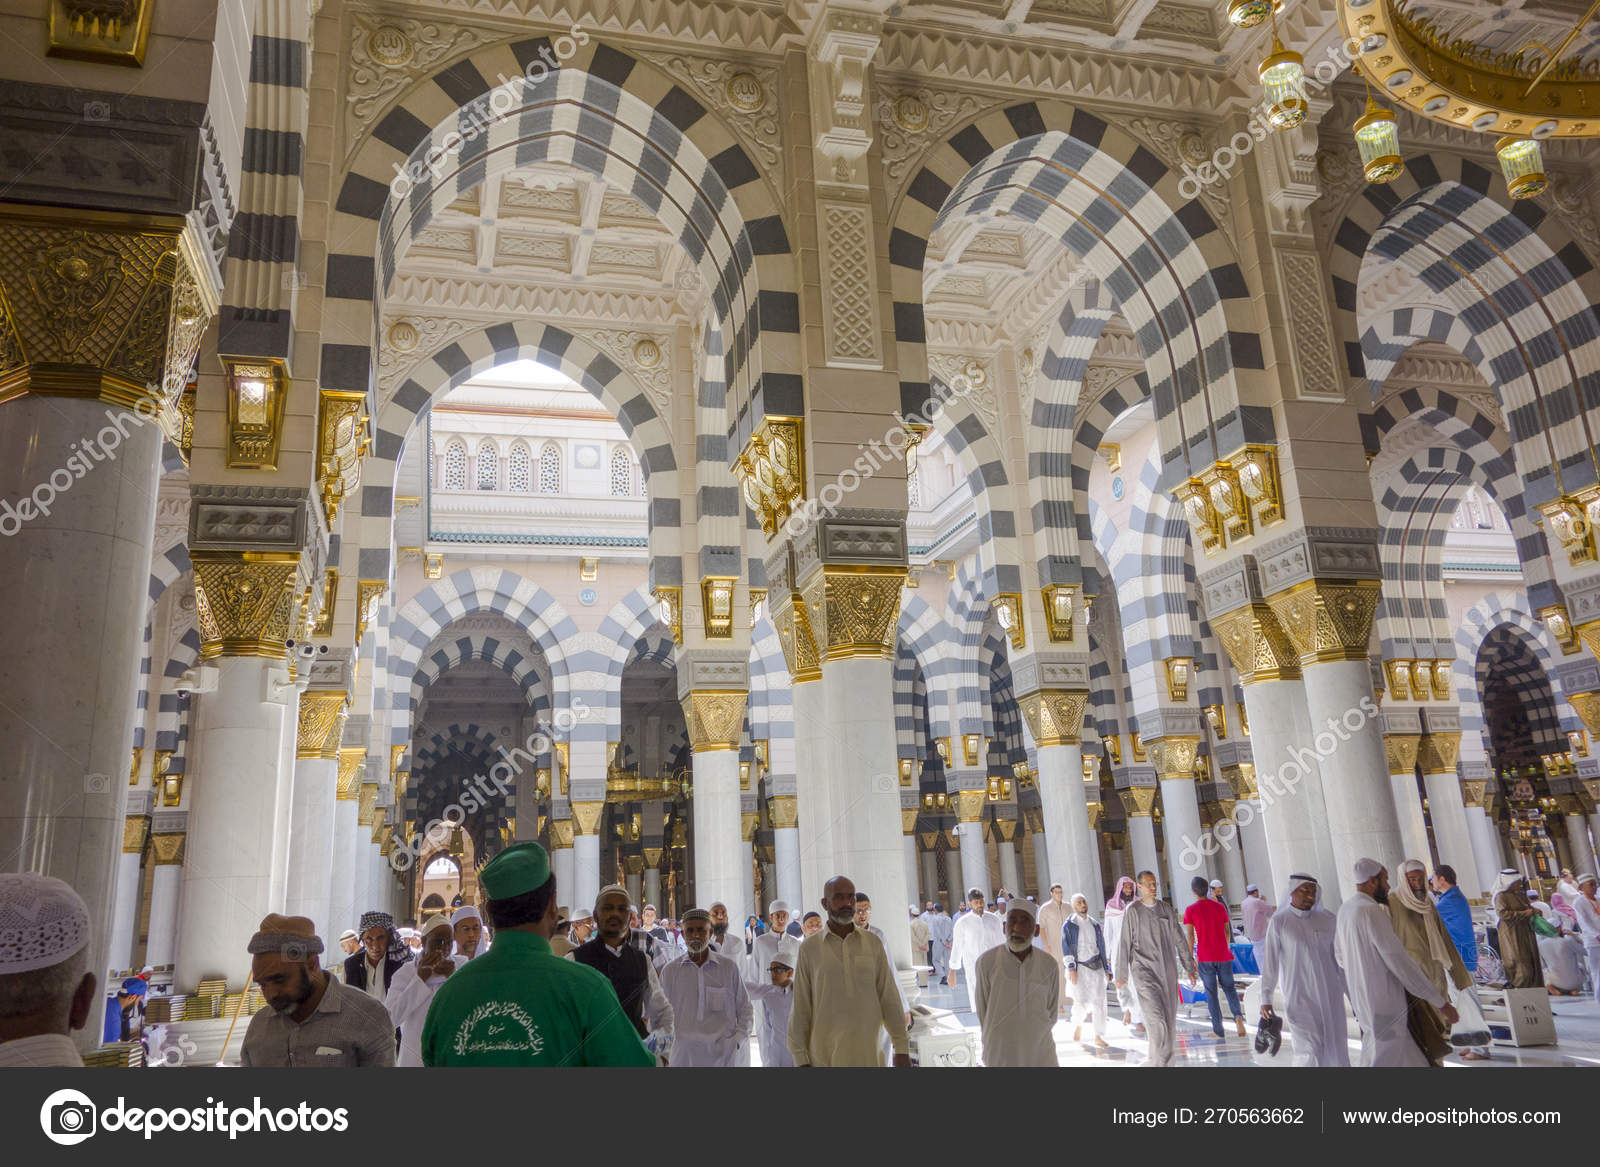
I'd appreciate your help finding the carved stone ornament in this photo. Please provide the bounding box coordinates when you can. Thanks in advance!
[296,691,348,760]
[637,51,783,191]
[681,689,749,751]
[150,831,186,866]
[769,794,799,829]
[819,201,881,366]
[1277,250,1340,401]
[1118,786,1158,817]
[1569,691,1600,739]
[574,327,673,418]
[377,315,474,405]
[1418,731,1461,775]
[549,818,575,848]
[874,84,1005,199]
[1208,602,1301,684]
[191,553,299,662]
[1120,115,1232,251]
[571,801,606,837]
[1017,689,1089,747]
[366,25,415,67]
[771,590,821,684]
[1264,580,1381,666]
[122,814,149,854]
[801,568,905,662]
[927,352,998,433]
[1383,733,1420,775]
[1145,736,1200,783]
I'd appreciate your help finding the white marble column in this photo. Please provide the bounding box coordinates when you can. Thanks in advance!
[1029,827,1050,899]
[1238,678,1339,904]
[903,827,920,912]
[1033,742,1101,905]
[572,804,603,912]
[1465,804,1502,895]
[286,738,341,948]
[1420,738,1482,900]
[1126,810,1160,885]
[996,836,1020,895]
[791,678,831,910]
[920,849,938,905]
[1386,734,1432,866]
[625,871,642,906]
[1156,771,1206,890]
[329,795,360,932]
[738,821,756,921]
[1237,800,1272,888]
[551,831,575,910]
[943,844,963,909]
[686,748,744,918]
[643,862,661,911]
[145,836,184,968]
[819,654,911,972]
[175,655,295,990]
[957,815,991,900]
[108,819,147,974]
[1567,815,1597,877]
[772,798,801,908]
[268,688,301,910]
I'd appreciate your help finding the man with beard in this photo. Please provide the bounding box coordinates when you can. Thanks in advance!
[949,887,1003,1002]
[1333,859,1457,1066]
[788,875,911,1066]
[1492,870,1544,989]
[1258,874,1349,1066]
[658,908,750,1066]
[1115,870,1198,1066]
[570,885,673,1054]
[1387,859,1472,1041]
[972,898,1059,1066]
[242,914,396,1067]
[388,914,464,1066]
[704,900,753,1062]
[1065,893,1112,1048]
[451,905,485,960]
[344,910,410,1007]
[1102,875,1143,1032]
[1037,884,1072,1014]
[801,910,823,938]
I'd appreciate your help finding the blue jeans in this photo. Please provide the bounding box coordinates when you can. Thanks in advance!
[1198,961,1242,1035]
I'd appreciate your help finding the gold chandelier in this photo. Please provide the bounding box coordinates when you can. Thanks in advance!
[1337,0,1600,198]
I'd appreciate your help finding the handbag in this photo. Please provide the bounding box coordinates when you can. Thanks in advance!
[1446,981,1492,1049]
[1405,992,1451,1066]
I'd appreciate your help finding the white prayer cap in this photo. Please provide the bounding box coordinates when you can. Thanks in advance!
[1245,884,1258,894]
[1209,879,1224,889]
[450,905,481,925]
[0,873,91,975]
[1003,897,1038,920]
[768,900,790,915]
[1578,873,1598,887]
[339,929,358,942]
[140,965,153,974]
[569,907,593,922]
[420,914,453,937]
[596,883,631,906]
[1352,857,1384,883]
[1398,858,1426,876]
[772,938,800,968]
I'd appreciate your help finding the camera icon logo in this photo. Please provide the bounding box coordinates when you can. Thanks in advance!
[83,101,110,122]
[40,1088,97,1145]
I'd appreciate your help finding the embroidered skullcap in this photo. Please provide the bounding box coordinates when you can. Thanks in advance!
[1578,873,1598,887]
[769,900,790,915]
[596,883,631,907]
[1004,897,1039,920]
[0,873,92,975]
[682,908,712,923]
[1210,879,1224,889]
[420,914,453,938]
[246,914,325,957]
[1352,857,1384,883]
[479,842,552,900]
[450,906,480,926]
[1245,884,1259,894]
[773,938,800,968]
[569,907,593,923]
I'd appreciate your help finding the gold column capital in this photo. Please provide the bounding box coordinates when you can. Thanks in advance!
[390,744,406,779]
[1118,786,1158,818]
[335,755,362,801]
[990,817,1018,843]
[191,551,300,662]
[769,794,798,829]
[1085,800,1104,829]
[357,781,379,826]
[1017,688,1089,747]
[571,801,605,837]
[680,689,749,751]
[355,579,387,647]
[1418,731,1462,776]
[122,814,149,854]
[549,819,575,849]
[900,807,919,834]
[337,747,366,799]
[1209,602,1301,683]
[955,789,986,822]
[150,831,186,866]
[1460,778,1488,809]
[1383,732,1422,775]
[740,812,759,842]
[800,566,905,662]
[1567,690,1600,738]
[771,589,821,683]
[1145,735,1201,782]
[296,691,348,759]
[642,845,663,868]
[1264,579,1381,666]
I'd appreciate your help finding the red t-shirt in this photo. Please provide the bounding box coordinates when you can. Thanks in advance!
[1182,897,1233,963]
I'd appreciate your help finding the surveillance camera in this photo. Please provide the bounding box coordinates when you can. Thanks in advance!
[176,687,190,699]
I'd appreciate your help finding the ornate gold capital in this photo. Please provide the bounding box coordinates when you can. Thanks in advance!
[1085,800,1104,829]
[735,417,804,537]
[1383,732,1421,775]
[572,801,605,837]
[771,589,821,683]
[1418,731,1461,776]
[0,206,216,426]
[900,807,919,834]
[390,744,406,779]
[1209,602,1301,683]
[1264,580,1380,666]
[150,831,185,866]
[680,689,749,751]
[1118,786,1158,817]
[1568,690,1600,738]
[990,817,1018,843]
[122,814,149,854]
[955,789,986,822]
[1460,778,1487,809]
[355,580,387,647]
[1018,689,1089,747]
[549,818,575,849]
[335,755,362,801]
[191,552,299,661]
[801,566,905,662]
[337,747,366,800]
[642,845,663,868]
[769,794,798,829]
[1235,761,1259,799]
[740,812,758,842]
[296,692,347,759]
[1146,736,1201,782]
[357,781,379,826]
[317,389,367,524]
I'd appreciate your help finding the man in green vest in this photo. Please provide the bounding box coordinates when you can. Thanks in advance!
[421,841,655,1066]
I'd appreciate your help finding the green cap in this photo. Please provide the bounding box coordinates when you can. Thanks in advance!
[479,841,552,900]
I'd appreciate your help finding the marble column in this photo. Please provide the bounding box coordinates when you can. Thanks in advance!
[353,780,380,916]
[1383,730,1431,865]
[571,803,603,912]
[1211,799,1249,902]
[176,565,302,992]
[625,870,642,907]
[790,679,830,914]
[1463,799,1502,898]
[329,778,361,933]
[771,796,801,909]
[920,846,938,906]
[1235,677,1337,900]
[1419,730,1481,899]
[1029,821,1051,899]
[902,811,921,913]
[643,853,662,912]
[0,210,213,1004]
[677,671,749,921]
[550,820,575,910]
[145,826,186,967]
[1120,789,1160,884]
[956,792,991,899]
[268,686,302,910]
[110,799,152,974]
[943,840,963,908]
[996,837,1020,896]
[1147,736,1205,891]
[1566,814,1597,876]
[738,811,758,920]
[1017,681,1101,907]
[285,694,347,947]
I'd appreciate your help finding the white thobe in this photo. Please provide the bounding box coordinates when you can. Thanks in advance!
[1258,907,1349,1066]
[387,956,467,1067]
[910,915,931,965]
[972,944,1060,1067]
[788,926,909,1066]
[658,950,751,1067]
[949,909,1004,981]
[1333,891,1447,1067]
[1103,903,1143,1024]
[1038,898,1072,1012]
[746,929,789,1064]
[928,913,953,978]
[709,930,752,1065]
[746,982,795,1067]
[1242,896,1275,945]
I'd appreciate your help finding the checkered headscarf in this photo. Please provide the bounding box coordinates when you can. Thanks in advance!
[358,911,411,964]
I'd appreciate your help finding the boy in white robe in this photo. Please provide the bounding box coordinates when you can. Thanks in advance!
[387,914,466,1067]
[745,937,798,1067]
[1258,874,1349,1066]
[972,898,1059,1066]
[1333,858,1457,1066]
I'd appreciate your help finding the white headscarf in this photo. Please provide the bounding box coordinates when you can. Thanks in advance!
[1491,868,1522,896]
[1277,873,1331,917]
[1069,892,1095,921]
[1392,859,1454,974]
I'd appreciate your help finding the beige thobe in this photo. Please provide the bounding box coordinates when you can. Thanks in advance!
[788,926,909,1066]
[1037,897,1072,1012]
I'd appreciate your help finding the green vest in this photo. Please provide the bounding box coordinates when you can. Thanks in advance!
[421,930,655,1066]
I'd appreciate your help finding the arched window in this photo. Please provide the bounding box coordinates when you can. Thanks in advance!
[476,440,499,490]
[443,441,466,490]
[538,444,561,493]
[610,447,632,496]
[637,461,646,496]
[508,443,532,492]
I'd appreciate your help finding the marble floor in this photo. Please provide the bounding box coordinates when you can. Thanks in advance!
[899,977,1600,1068]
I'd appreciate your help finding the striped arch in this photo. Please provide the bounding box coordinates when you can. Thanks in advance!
[1031,278,1123,583]
[410,631,552,720]
[892,636,928,763]
[747,615,794,785]
[365,320,682,582]
[983,630,1028,769]
[945,562,991,740]
[329,38,798,484]
[1067,361,1150,583]
[1334,171,1600,508]
[389,569,578,746]
[1453,592,1565,757]
[154,621,201,770]
[595,585,675,739]
[1374,447,1476,660]
[889,103,1270,481]
[898,592,958,743]
[1365,379,1556,608]
[927,370,1020,598]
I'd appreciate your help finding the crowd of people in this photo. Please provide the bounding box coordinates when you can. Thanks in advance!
[2,851,1595,1069]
